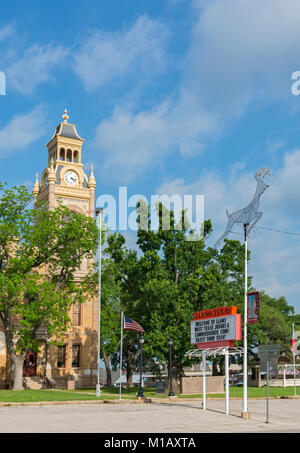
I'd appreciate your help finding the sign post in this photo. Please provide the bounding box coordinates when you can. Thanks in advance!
[191,306,242,415]
[258,344,281,424]
[225,348,229,415]
[202,351,206,410]
[156,380,166,394]
[266,352,270,424]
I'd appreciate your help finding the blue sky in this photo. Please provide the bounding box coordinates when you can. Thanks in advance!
[1,0,300,313]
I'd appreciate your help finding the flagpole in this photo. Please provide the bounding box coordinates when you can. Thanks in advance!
[120,311,123,400]
[96,208,103,398]
[242,223,249,419]
[293,323,296,397]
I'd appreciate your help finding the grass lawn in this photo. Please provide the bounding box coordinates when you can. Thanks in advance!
[178,386,300,399]
[0,386,298,403]
[71,385,300,399]
[0,389,109,403]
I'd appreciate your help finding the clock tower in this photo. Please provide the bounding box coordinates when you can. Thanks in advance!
[30,110,99,388]
[33,108,96,219]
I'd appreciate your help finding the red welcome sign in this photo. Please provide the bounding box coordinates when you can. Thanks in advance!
[191,306,241,350]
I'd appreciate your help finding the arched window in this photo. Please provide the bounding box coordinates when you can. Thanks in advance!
[60,148,65,161]
[57,345,66,368]
[74,150,79,163]
[66,149,72,162]
[73,302,81,326]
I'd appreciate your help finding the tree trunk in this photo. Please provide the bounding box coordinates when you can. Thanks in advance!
[219,357,225,376]
[11,353,26,391]
[171,364,183,394]
[212,360,219,376]
[102,347,112,387]
[106,366,112,388]
[126,362,133,387]
[2,318,26,390]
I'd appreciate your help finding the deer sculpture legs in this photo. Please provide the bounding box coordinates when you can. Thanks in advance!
[214,211,263,249]
[214,216,236,249]
[246,211,263,236]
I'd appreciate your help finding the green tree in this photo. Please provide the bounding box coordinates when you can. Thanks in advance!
[105,201,247,382]
[0,183,98,390]
[247,291,297,360]
[100,258,122,386]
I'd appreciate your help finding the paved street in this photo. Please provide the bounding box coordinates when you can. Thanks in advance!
[0,399,299,433]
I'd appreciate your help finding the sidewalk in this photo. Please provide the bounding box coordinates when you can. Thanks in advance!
[0,398,299,432]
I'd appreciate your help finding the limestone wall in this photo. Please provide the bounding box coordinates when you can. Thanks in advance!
[181,376,225,394]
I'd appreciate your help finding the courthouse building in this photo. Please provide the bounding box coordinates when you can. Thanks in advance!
[0,110,99,389]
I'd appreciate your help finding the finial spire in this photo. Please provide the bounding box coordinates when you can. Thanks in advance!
[33,172,39,196]
[88,164,96,189]
[62,108,69,123]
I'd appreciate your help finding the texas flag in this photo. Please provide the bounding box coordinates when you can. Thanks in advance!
[291,324,296,354]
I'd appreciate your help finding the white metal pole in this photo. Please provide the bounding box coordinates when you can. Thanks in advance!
[120,311,123,400]
[293,324,296,397]
[202,351,206,410]
[225,348,229,415]
[242,224,249,418]
[96,208,102,398]
[293,356,297,397]
[266,352,270,424]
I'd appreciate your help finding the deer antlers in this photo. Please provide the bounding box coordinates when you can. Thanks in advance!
[255,168,271,179]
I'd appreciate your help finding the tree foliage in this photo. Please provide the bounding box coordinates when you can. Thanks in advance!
[0,183,98,390]
[104,202,247,381]
[103,200,299,381]
[247,292,297,360]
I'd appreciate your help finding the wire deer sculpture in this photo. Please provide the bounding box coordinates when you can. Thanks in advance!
[214,168,271,249]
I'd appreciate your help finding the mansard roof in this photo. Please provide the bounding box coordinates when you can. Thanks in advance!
[48,109,84,144]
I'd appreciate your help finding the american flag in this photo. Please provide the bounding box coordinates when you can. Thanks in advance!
[291,323,296,354]
[124,315,144,333]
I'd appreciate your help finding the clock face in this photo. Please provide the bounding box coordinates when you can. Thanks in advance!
[64,171,78,185]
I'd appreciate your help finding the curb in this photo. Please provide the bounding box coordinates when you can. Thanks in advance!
[104,398,152,404]
[0,398,151,408]
[0,400,105,407]
[280,395,300,399]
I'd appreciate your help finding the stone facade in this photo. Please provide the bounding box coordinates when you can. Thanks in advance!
[0,110,99,389]
[181,376,225,394]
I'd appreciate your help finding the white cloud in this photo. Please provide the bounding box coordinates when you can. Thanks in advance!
[187,0,300,111]
[93,97,216,182]
[5,44,68,94]
[0,106,46,157]
[92,0,300,180]
[156,149,300,311]
[0,24,14,42]
[73,15,169,91]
